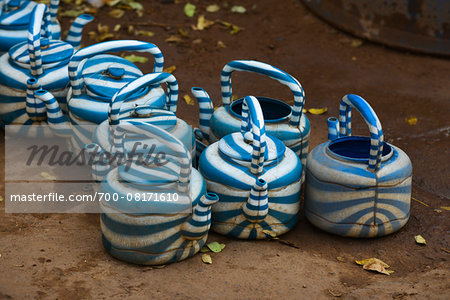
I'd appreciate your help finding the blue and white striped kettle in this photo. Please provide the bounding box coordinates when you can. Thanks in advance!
[304,94,412,238]
[191,60,310,179]
[86,120,218,265]
[89,72,195,165]
[0,3,92,129]
[198,95,303,239]
[35,40,167,152]
[0,0,63,52]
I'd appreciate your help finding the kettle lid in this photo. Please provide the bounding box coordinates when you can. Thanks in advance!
[82,54,147,101]
[0,0,36,28]
[9,38,74,68]
[218,132,285,164]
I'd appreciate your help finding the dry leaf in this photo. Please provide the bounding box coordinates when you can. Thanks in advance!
[414,235,426,245]
[207,241,225,253]
[328,289,343,297]
[217,40,226,48]
[113,24,121,32]
[41,172,56,180]
[184,3,196,17]
[108,8,125,18]
[178,28,189,38]
[262,229,278,238]
[434,209,442,213]
[200,246,210,253]
[303,108,307,113]
[201,254,212,264]
[123,54,148,63]
[61,9,84,17]
[351,38,363,47]
[411,197,429,207]
[217,20,242,34]
[405,116,418,125]
[184,94,194,105]
[165,35,183,43]
[195,15,214,30]
[355,258,393,275]
[308,107,328,115]
[336,256,345,262]
[351,56,357,61]
[206,4,220,13]
[163,65,176,74]
[231,5,246,13]
[137,30,155,37]
[441,248,450,254]
[440,206,450,211]
[0,196,3,202]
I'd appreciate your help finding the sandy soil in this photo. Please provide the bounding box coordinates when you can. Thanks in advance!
[0,0,449,299]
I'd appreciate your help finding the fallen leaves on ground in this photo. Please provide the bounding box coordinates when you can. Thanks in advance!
[307,107,328,115]
[206,4,220,13]
[201,254,212,264]
[0,196,3,202]
[262,229,278,239]
[136,30,155,37]
[350,38,363,48]
[355,258,394,275]
[405,116,418,125]
[414,235,427,245]
[122,54,148,63]
[41,172,56,180]
[336,256,345,262]
[88,24,115,42]
[206,242,226,253]
[108,8,125,18]
[165,35,183,43]
[440,206,450,211]
[195,15,215,30]
[231,5,246,13]
[183,95,194,105]
[328,289,343,297]
[61,9,84,17]
[216,20,242,34]
[411,197,429,207]
[184,3,196,17]
[217,40,226,48]
[163,65,176,74]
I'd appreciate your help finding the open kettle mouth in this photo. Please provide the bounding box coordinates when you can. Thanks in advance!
[230,96,292,123]
[327,136,394,164]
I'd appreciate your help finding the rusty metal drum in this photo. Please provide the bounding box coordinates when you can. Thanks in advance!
[302,0,450,55]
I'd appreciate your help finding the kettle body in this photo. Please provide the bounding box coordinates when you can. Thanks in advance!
[198,96,302,239]
[304,94,412,238]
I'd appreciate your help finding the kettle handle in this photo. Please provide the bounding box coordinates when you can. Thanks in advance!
[221,60,305,127]
[69,40,164,96]
[108,72,178,125]
[112,120,192,193]
[338,94,384,171]
[28,4,52,77]
[240,96,267,176]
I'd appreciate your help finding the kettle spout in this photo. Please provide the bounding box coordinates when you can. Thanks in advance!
[243,178,269,223]
[327,117,339,141]
[191,87,214,141]
[181,193,219,240]
[85,143,111,183]
[34,89,72,137]
[65,14,94,50]
[26,78,46,121]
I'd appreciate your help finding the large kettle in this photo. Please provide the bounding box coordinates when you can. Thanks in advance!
[198,95,303,239]
[0,0,65,52]
[34,40,167,152]
[304,94,412,238]
[0,3,92,131]
[86,120,219,265]
[191,60,310,179]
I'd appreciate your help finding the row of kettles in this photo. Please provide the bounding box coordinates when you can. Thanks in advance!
[1,2,412,265]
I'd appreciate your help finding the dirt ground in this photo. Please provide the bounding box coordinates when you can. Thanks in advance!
[0,0,449,299]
